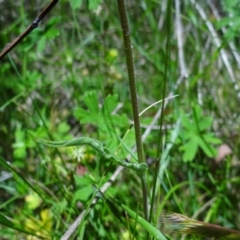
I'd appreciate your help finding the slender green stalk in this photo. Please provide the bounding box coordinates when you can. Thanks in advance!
[149,0,172,224]
[116,0,148,219]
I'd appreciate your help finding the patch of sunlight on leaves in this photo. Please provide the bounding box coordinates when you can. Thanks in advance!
[25,192,42,210]
[25,209,52,240]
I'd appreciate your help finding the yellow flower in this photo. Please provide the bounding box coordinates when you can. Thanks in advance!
[25,209,52,240]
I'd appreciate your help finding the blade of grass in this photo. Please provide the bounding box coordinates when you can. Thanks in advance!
[150,0,173,225]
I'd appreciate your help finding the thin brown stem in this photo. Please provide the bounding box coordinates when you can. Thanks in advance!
[116,0,148,220]
[0,0,59,60]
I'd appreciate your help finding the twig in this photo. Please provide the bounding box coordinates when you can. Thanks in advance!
[0,0,59,60]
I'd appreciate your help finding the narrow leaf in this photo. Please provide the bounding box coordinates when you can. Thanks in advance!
[121,204,168,240]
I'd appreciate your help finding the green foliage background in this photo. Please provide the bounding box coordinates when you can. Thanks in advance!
[0,0,240,239]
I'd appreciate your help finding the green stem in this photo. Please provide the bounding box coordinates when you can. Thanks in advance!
[116,0,148,219]
[149,0,172,224]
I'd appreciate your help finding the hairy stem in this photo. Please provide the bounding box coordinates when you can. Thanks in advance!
[116,0,148,219]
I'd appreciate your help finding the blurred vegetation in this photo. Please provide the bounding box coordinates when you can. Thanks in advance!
[0,0,240,239]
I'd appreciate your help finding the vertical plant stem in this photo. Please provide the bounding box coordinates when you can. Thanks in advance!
[116,0,148,219]
[149,0,172,224]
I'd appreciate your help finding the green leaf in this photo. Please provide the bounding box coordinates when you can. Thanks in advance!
[74,108,96,124]
[57,122,70,134]
[74,91,100,125]
[12,127,27,160]
[69,0,83,10]
[103,94,118,113]
[73,186,93,202]
[121,204,168,240]
[88,0,102,10]
[204,133,222,144]
[198,137,216,157]
[193,104,202,120]
[181,114,196,132]
[74,92,128,134]
[198,117,212,131]
[83,91,99,114]
[0,213,15,228]
[180,137,198,162]
[75,175,93,186]
[179,104,221,162]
